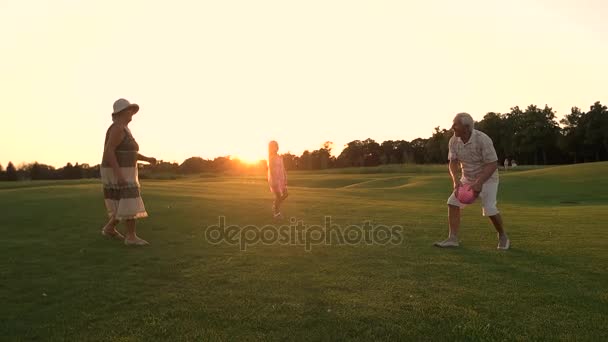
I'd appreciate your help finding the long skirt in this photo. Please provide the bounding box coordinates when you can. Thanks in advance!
[101,166,148,220]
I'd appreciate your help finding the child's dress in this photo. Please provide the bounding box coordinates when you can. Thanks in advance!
[268,155,287,195]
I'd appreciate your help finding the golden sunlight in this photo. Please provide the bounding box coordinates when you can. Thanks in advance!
[231,153,266,165]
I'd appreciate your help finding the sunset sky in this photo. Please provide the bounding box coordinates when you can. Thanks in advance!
[1,0,607,167]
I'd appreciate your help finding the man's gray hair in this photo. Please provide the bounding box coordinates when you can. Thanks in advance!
[454,112,475,130]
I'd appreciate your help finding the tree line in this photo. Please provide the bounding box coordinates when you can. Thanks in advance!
[1,101,606,180]
[0,162,101,181]
[283,101,608,169]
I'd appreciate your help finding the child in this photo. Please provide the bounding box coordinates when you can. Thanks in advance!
[267,140,288,218]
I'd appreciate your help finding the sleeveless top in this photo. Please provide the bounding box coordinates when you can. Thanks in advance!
[101,124,139,168]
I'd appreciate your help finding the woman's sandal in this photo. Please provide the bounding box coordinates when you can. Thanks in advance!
[101,228,125,240]
[124,237,149,246]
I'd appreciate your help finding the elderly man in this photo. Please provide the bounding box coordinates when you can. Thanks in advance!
[434,113,510,250]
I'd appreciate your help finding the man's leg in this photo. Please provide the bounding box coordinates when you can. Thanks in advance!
[434,193,462,247]
[449,204,461,238]
[481,182,509,249]
[489,214,505,236]
[489,214,509,249]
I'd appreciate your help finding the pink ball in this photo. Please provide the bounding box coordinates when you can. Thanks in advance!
[456,184,477,204]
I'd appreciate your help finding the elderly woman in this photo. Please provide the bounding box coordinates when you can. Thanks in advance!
[100,98,156,246]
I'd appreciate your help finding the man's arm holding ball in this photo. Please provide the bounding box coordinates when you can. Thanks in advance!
[471,162,498,193]
[471,136,499,192]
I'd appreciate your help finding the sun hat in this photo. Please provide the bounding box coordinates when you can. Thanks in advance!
[112,98,139,116]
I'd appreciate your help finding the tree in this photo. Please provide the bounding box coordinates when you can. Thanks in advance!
[323,141,335,168]
[508,105,560,165]
[425,127,451,163]
[582,101,608,161]
[396,140,415,164]
[74,163,84,179]
[179,157,211,173]
[477,112,508,161]
[538,105,562,164]
[361,138,382,166]
[410,138,428,164]
[25,162,57,180]
[299,150,312,170]
[281,153,299,171]
[310,143,333,170]
[560,107,585,163]
[141,160,178,175]
[63,163,73,179]
[61,162,83,179]
[212,157,233,172]
[380,140,412,164]
[337,140,364,167]
[81,163,101,179]
[30,162,43,180]
[502,106,521,162]
[380,140,396,164]
[6,162,18,181]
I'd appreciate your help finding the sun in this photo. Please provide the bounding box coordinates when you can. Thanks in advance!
[231,153,265,165]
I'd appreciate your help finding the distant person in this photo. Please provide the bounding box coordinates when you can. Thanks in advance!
[511,160,518,168]
[100,98,157,246]
[434,112,510,250]
[504,158,509,170]
[267,140,288,218]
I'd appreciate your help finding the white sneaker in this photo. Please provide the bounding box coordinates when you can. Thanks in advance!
[497,235,510,250]
[434,237,459,248]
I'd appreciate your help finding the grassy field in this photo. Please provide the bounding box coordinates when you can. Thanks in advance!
[1,163,607,341]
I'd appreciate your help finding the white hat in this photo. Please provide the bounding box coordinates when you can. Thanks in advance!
[112,98,140,115]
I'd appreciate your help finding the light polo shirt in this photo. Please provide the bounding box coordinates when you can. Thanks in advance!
[448,129,499,183]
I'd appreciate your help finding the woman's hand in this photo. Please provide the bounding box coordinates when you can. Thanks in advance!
[137,154,157,165]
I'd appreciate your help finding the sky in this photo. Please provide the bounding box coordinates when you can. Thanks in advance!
[1,0,607,167]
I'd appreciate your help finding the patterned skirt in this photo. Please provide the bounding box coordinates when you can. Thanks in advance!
[101,164,148,220]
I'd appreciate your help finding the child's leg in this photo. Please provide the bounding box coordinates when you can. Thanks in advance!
[273,192,282,214]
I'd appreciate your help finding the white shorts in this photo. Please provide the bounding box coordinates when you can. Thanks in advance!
[447,180,500,217]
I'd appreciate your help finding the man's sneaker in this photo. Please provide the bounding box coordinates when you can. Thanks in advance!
[433,237,460,248]
[497,235,510,250]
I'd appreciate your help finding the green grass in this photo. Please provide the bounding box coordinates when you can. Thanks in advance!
[1,163,607,341]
